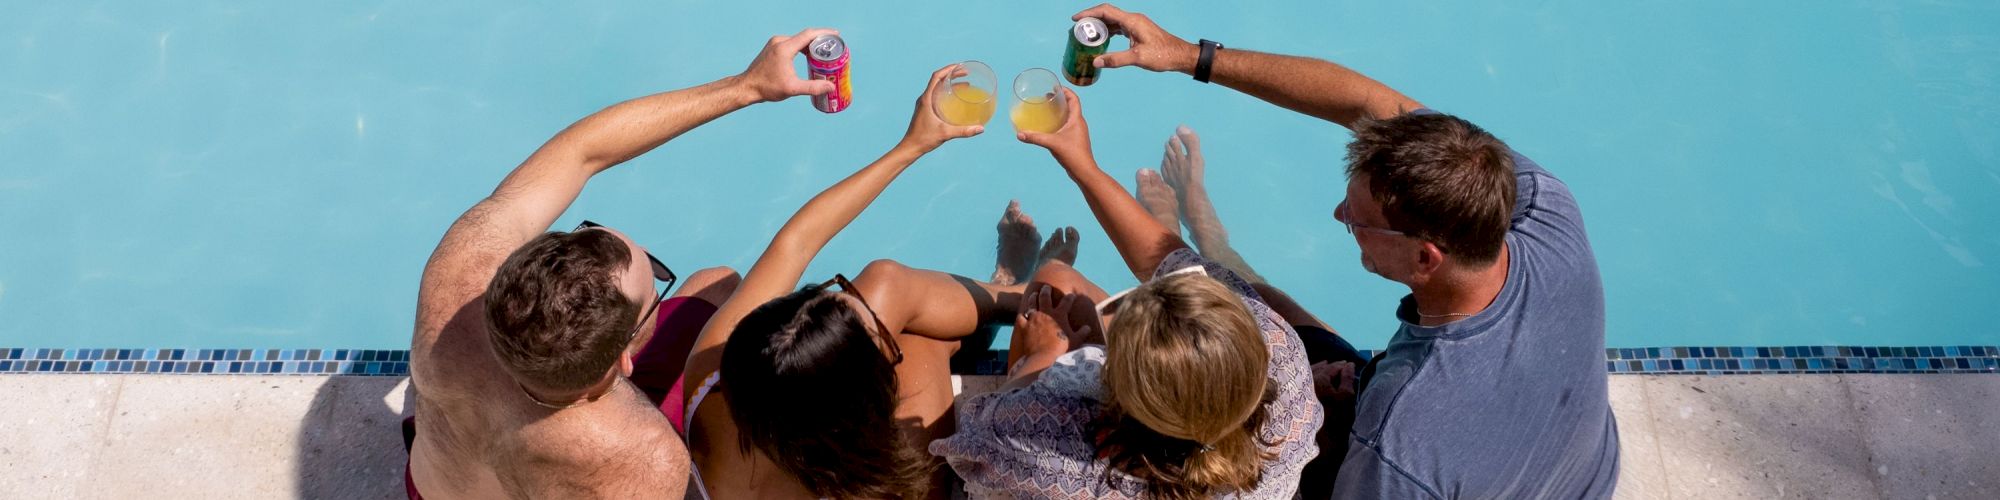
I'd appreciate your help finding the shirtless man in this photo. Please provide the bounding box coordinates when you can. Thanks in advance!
[407,28,841,499]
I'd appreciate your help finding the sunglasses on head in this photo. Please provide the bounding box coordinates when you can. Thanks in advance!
[820,273,901,365]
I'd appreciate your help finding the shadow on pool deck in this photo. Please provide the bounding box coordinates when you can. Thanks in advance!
[294,376,410,499]
[2,372,1992,498]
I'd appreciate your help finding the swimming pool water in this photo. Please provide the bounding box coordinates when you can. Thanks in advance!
[3,1,1996,350]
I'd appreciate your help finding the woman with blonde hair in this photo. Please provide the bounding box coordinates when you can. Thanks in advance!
[929,82,1320,498]
[1093,271,1282,498]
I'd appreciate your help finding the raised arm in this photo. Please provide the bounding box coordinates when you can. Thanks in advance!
[1018,88,1188,281]
[413,28,843,354]
[1073,3,1422,129]
[683,65,984,393]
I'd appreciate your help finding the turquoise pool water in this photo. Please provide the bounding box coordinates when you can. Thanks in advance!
[3,1,1996,351]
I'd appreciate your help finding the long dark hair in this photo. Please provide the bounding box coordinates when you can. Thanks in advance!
[719,285,931,499]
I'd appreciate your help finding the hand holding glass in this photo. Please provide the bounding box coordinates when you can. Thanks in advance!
[1010,68,1068,134]
[932,61,997,126]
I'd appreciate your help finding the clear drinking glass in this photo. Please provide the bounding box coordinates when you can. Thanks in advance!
[932,61,998,126]
[1010,68,1068,134]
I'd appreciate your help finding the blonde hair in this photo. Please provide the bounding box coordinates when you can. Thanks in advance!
[1095,272,1274,499]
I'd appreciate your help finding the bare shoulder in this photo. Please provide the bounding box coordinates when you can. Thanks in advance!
[417,202,516,335]
[412,200,540,393]
[497,408,692,499]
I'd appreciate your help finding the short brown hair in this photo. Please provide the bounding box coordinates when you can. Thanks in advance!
[1096,273,1275,499]
[484,230,638,393]
[1345,112,1516,265]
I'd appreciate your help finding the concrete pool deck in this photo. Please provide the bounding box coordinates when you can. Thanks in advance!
[2,374,1995,499]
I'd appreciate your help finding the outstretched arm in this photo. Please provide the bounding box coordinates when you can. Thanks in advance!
[413,28,839,354]
[1018,88,1189,281]
[1073,3,1422,129]
[683,65,985,395]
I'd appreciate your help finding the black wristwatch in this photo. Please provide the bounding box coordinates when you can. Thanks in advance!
[1195,39,1223,83]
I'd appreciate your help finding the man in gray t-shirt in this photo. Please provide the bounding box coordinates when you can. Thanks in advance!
[1331,114,1619,498]
[1066,4,1618,498]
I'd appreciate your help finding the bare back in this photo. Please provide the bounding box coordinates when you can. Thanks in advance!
[397,43,846,497]
[409,206,689,500]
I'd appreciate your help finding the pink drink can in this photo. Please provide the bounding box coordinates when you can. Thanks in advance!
[806,34,851,113]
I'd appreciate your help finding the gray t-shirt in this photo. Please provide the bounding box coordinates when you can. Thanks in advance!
[1332,110,1620,498]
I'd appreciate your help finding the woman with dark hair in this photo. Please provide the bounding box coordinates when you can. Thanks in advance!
[678,64,1082,499]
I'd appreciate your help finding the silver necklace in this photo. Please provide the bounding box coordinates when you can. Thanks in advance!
[1416,311,1476,319]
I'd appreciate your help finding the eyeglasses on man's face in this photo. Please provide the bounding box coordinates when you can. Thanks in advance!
[1333,200,1408,238]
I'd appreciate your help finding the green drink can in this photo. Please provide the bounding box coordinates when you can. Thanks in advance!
[1062,17,1110,86]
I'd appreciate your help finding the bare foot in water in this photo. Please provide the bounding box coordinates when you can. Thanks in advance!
[992,200,1044,286]
[1160,125,1228,248]
[1038,226,1080,267]
[1159,124,1205,211]
[1160,125,1266,283]
[1136,168,1182,238]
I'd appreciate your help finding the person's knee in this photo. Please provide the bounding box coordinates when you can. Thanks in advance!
[857,259,911,284]
[1027,262,1105,301]
[1027,261,1080,290]
[675,266,740,306]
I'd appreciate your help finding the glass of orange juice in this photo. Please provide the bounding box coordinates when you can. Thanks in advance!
[932,61,998,126]
[1010,68,1067,134]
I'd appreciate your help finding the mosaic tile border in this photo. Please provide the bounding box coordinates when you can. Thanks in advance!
[0,348,408,376]
[1599,345,1998,375]
[0,346,1994,376]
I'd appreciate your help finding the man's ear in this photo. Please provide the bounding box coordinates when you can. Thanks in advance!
[1409,241,1447,284]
